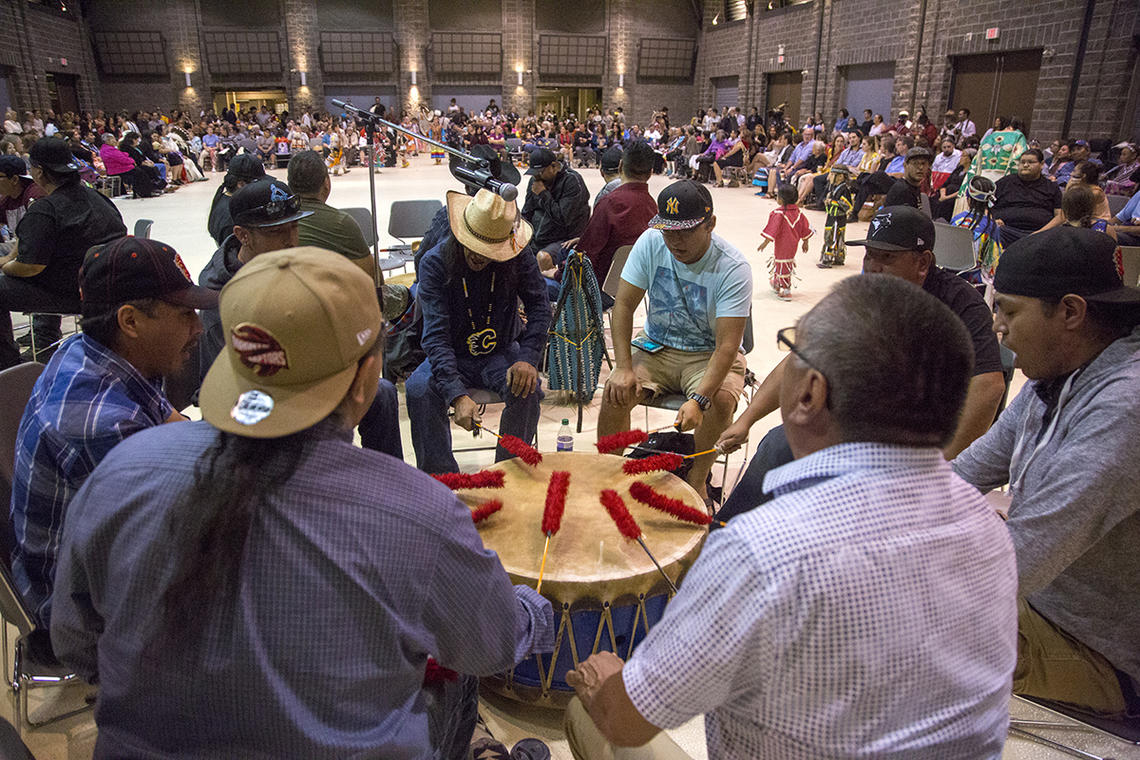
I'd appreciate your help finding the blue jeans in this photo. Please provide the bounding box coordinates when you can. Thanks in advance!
[715,425,794,526]
[358,378,403,459]
[405,343,542,474]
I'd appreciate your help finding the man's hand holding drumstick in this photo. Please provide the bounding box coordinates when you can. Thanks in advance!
[452,395,482,432]
[567,652,663,747]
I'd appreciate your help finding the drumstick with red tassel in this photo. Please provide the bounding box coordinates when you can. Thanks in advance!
[599,489,678,594]
[536,471,570,593]
[470,500,503,523]
[628,481,712,526]
[431,470,506,490]
[475,422,543,466]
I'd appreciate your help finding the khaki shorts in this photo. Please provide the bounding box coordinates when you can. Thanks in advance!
[1015,598,1133,717]
[630,332,747,405]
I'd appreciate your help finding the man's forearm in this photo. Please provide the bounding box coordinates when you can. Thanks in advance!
[694,344,741,400]
[612,306,634,369]
[735,355,787,426]
[944,371,1005,459]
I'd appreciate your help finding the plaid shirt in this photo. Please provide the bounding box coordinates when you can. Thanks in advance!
[623,443,1018,759]
[9,334,172,628]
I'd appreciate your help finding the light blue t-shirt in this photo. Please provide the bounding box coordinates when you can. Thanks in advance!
[621,229,753,352]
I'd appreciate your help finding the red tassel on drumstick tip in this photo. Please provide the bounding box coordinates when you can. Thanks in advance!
[622,452,684,475]
[498,434,543,466]
[536,471,571,593]
[542,471,571,535]
[470,500,503,523]
[628,481,712,526]
[595,429,649,454]
[600,489,678,593]
[431,470,506,490]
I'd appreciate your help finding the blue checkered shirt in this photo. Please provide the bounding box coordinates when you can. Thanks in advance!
[622,443,1018,759]
[9,333,172,629]
[50,420,554,758]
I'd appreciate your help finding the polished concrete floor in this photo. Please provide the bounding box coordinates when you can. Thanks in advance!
[4,155,1136,759]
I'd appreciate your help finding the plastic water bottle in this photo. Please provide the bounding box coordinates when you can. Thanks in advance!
[556,419,574,452]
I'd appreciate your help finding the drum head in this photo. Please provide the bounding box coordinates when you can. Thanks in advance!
[457,451,706,595]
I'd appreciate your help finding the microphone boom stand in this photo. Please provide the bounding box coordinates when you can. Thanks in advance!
[332,99,510,285]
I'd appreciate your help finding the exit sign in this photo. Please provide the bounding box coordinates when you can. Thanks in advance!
[985,27,1000,40]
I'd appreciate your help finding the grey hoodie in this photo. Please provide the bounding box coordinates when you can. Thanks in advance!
[953,326,1140,683]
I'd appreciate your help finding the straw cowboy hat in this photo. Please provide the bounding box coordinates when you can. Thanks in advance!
[445,189,532,262]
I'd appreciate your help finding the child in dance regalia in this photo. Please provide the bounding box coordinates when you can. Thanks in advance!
[759,184,813,300]
[819,165,854,268]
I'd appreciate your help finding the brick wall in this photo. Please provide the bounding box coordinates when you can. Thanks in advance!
[18,2,100,113]
[693,0,1139,142]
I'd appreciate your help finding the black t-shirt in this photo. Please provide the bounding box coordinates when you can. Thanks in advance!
[922,266,1003,376]
[14,180,126,297]
[993,174,1062,231]
[883,179,931,216]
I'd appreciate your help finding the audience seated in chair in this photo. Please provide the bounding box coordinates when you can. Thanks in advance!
[598,180,750,500]
[10,237,213,634]
[953,227,1140,719]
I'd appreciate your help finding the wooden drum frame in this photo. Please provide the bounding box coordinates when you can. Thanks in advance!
[454,451,707,708]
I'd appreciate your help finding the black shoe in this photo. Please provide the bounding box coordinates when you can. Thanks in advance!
[510,738,551,760]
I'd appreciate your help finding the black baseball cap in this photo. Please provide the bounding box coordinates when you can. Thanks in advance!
[648,180,714,231]
[525,148,559,175]
[994,226,1140,304]
[905,146,934,162]
[600,145,623,172]
[0,155,30,178]
[81,237,219,309]
[230,179,312,228]
[848,206,936,252]
[29,137,80,174]
[225,153,267,182]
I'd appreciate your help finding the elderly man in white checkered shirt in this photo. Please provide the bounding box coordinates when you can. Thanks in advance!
[564,274,1019,759]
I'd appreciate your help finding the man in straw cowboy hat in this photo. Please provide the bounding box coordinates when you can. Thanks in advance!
[406,188,551,474]
[50,248,555,758]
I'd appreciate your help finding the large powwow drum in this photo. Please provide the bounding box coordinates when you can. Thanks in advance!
[454,451,707,708]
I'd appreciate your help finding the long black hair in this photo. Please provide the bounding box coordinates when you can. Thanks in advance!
[439,232,521,294]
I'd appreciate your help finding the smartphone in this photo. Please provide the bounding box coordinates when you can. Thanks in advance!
[631,335,665,354]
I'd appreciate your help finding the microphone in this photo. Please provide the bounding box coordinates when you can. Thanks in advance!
[451,162,518,202]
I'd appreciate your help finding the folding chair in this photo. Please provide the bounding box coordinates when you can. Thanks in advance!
[931,222,977,272]
[1010,694,1140,758]
[382,200,443,273]
[1119,246,1140,288]
[133,218,154,239]
[1107,194,1130,219]
[0,363,92,730]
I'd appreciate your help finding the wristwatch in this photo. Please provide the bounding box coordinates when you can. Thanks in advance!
[687,392,711,412]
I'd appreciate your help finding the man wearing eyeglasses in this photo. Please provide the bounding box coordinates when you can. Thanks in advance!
[566,275,1018,759]
[717,206,1005,521]
[196,180,403,458]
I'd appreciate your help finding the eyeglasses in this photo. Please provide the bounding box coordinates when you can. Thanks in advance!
[777,326,826,377]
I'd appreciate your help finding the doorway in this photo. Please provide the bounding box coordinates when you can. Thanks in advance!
[213,89,289,116]
[46,73,80,115]
[843,62,894,124]
[535,88,600,119]
[767,71,802,127]
[711,76,739,110]
[950,50,1042,135]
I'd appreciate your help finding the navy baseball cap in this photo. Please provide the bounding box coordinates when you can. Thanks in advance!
[29,137,81,174]
[995,226,1140,304]
[81,237,218,309]
[600,145,623,172]
[848,206,936,252]
[648,180,714,231]
[0,155,30,178]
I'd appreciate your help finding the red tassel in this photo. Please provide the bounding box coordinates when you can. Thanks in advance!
[471,500,503,523]
[628,481,711,525]
[499,435,543,466]
[423,657,459,686]
[542,471,571,535]
[600,489,641,541]
[596,429,649,454]
[431,469,506,490]
[622,453,684,475]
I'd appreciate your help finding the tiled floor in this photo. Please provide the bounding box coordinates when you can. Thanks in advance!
[4,154,1135,759]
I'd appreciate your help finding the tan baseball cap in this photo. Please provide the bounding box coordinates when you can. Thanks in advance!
[200,247,382,438]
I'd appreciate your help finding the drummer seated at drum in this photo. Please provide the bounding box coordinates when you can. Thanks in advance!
[406,188,551,474]
[598,180,751,499]
[567,275,1019,759]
